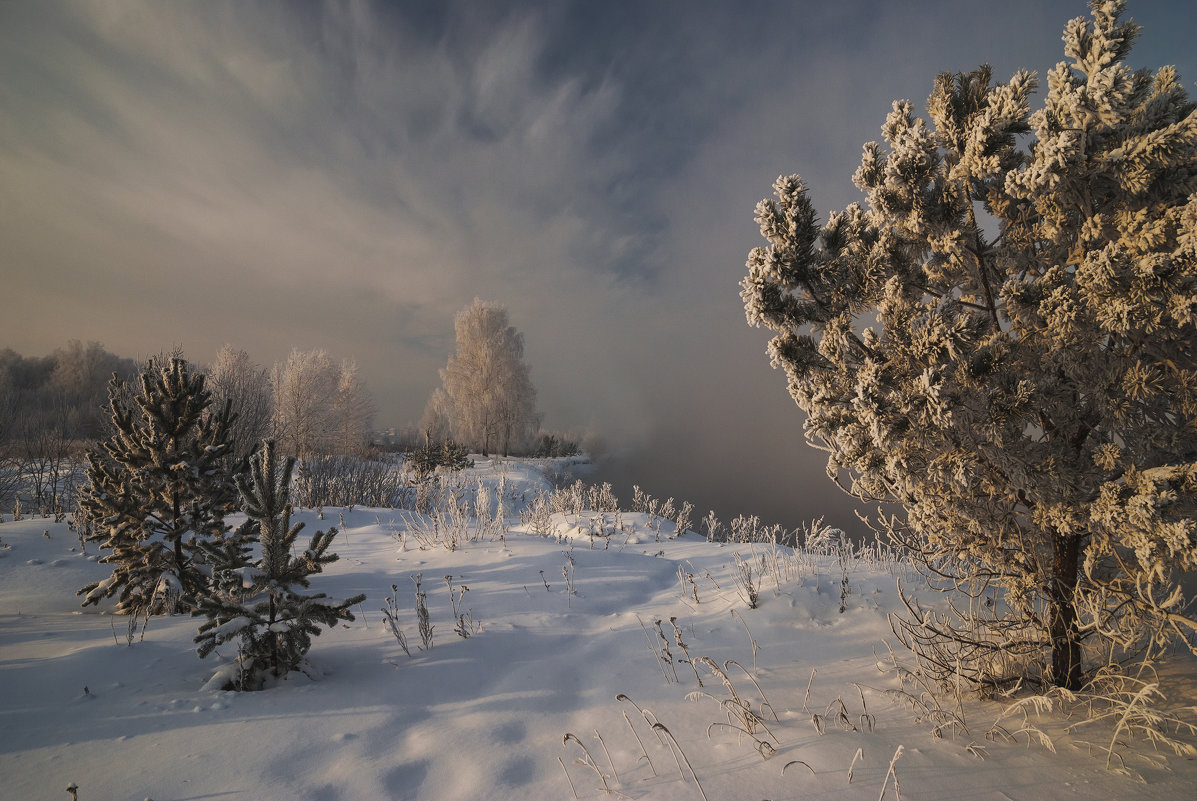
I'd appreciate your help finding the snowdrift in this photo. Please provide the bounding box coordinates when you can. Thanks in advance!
[1,459,1194,800]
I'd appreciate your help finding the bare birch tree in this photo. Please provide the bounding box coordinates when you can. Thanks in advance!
[333,359,375,457]
[207,345,273,466]
[420,387,452,445]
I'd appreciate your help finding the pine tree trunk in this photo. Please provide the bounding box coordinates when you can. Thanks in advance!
[172,489,187,610]
[269,591,280,677]
[1048,533,1082,690]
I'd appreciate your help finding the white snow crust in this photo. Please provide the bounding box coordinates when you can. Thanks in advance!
[1,459,1194,800]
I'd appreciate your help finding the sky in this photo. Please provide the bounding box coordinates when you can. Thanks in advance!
[3,0,1196,536]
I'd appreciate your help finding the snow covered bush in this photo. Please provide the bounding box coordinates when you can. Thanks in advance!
[291,453,400,508]
[78,357,237,615]
[406,439,473,482]
[532,433,580,458]
[193,440,365,690]
[741,1,1197,692]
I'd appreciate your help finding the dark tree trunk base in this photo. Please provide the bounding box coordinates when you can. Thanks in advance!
[1050,534,1083,690]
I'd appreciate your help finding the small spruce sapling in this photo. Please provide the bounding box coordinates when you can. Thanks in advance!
[193,440,365,690]
[78,357,236,616]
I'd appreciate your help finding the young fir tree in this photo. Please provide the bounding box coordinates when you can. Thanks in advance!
[193,440,365,690]
[741,1,1196,692]
[79,357,236,615]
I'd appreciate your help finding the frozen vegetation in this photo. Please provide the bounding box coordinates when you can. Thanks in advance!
[742,0,1197,703]
[1,457,1195,800]
[2,4,1195,800]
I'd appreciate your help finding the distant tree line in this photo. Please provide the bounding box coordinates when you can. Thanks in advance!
[0,342,138,510]
[0,341,138,444]
[0,340,374,510]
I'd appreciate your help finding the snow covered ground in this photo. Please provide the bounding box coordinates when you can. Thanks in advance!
[2,459,1194,800]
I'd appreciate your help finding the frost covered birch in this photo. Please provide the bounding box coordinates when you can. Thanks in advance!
[270,348,374,459]
[437,299,539,457]
[741,1,1197,691]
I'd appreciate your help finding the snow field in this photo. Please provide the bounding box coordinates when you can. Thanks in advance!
[1,461,1195,800]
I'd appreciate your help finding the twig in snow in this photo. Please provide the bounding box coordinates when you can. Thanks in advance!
[652,723,709,801]
[848,747,864,783]
[621,711,657,777]
[595,728,620,786]
[558,756,579,800]
[730,608,760,673]
[563,732,610,794]
[878,745,904,801]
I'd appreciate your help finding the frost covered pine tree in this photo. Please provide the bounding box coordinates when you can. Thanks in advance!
[79,357,237,615]
[741,1,1196,692]
[193,440,365,690]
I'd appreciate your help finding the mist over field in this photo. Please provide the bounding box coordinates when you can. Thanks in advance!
[584,391,870,540]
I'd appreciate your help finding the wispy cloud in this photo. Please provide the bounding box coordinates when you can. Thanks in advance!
[3,1,660,419]
[4,0,1195,531]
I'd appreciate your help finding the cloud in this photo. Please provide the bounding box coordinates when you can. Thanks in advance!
[2,1,656,411]
[4,0,1196,535]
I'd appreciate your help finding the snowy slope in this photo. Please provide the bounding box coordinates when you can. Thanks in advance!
[1,460,1194,801]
